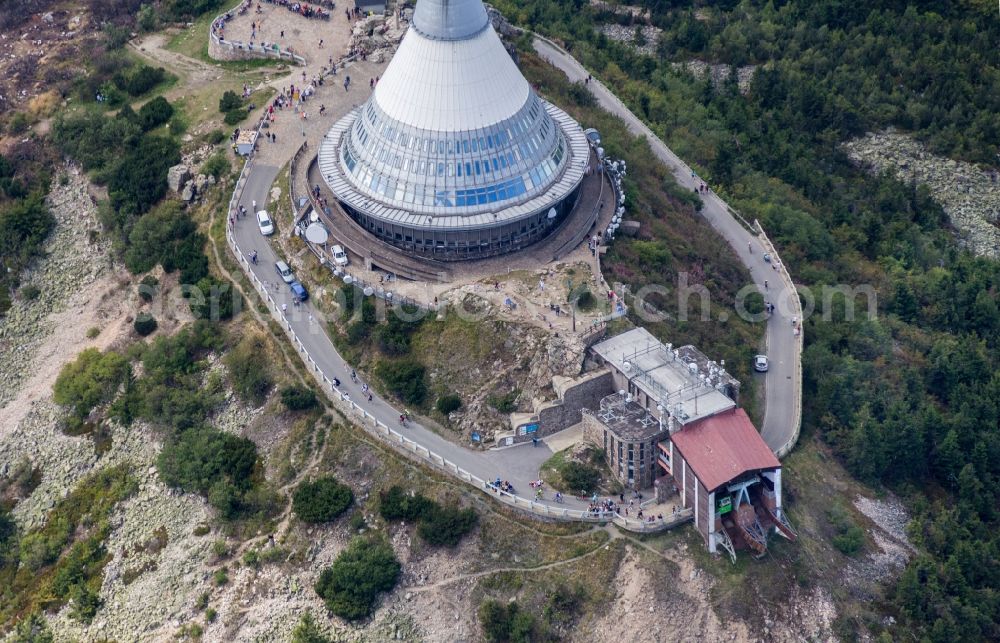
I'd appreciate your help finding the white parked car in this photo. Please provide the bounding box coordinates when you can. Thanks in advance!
[754,354,769,372]
[256,210,274,236]
[274,260,294,283]
[331,244,348,266]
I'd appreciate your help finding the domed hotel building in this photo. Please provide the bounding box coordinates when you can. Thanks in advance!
[318,0,590,259]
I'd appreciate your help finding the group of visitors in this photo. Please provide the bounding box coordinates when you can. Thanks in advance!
[491,478,516,494]
[262,0,331,20]
[589,497,617,515]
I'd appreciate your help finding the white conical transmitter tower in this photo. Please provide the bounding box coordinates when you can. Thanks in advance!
[318,0,590,260]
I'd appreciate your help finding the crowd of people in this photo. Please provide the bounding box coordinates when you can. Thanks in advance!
[491,478,516,494]
[262,0,331,20]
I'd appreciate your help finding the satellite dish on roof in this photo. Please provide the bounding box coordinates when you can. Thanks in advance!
[304,223,329,244]
[622,361,631,372]
[547,207,557,219]
[363,286,375,296]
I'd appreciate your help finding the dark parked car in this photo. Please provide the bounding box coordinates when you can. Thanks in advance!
[289,280,308,301]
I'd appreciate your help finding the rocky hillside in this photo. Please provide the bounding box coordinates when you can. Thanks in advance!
[844,130,1000,259]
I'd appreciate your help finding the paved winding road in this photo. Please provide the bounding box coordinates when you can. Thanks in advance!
[533,37,801,454]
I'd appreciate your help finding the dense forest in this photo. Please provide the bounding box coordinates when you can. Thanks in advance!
[495,0,1000,639]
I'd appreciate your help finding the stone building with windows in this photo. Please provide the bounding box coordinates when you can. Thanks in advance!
[581,392,666,489]
[319,0,590,259]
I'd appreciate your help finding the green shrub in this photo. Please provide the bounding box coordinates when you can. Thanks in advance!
[375,359,427,405]
[205,607,217,623]
[8,112,30,135]
[345,320,370,344]
[201,151,230,180]
[138,275,159,302]
[479,600,538,643]
[243,548,260,569]
[436,394,462,415]
[19,284,40,301]
[488,389,519,414]
[13,612,54,643]
[133,312,157,336]
[280,385,318,411]
[138,96,174,131]
[114,65,165,96]
[52,348,129,422]
[0,507,16,564]
[219,90,243,113]
[314,538,401,621]
[223,109,246,126]
[5,466,136,623]
[205,129,226,145]
[379,486,477,547]
[188,276,238,320]
[107,134,181,216]
[125,201,206,278]
[157,426,259,519]
[378,486,433,522]
[293,477,354,523]
[162,0,224,21]
[348,512,366,532]
[103,24,131,50]
[575,290,595,311]
[828,504,865,556]
[416,505,478,547]
[560,462,601,494]
[214,567,228,585]
[0,195,55,292]
[292,611,330,643]
[225,333,273,405]
[833,526,865,555]
[211,539,229,558]
[137,3,158,31]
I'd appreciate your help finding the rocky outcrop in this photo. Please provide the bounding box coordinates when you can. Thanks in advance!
[598,24,662,57]
[167,164,191,193]
[844,130,1000,259]
[670,59,757,95]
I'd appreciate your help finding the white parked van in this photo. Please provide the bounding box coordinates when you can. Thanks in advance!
[331,245,348,266]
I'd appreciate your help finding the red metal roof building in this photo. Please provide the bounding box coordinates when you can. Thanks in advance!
[659,408,795,560]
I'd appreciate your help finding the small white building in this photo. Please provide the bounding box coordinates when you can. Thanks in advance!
[235,130,258,156]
